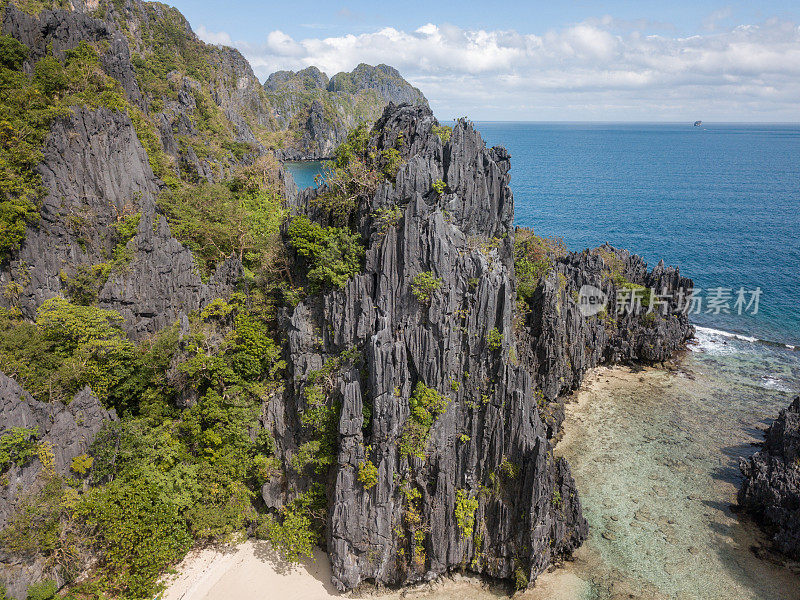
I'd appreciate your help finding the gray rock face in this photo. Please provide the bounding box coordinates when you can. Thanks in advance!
[97,211,242,339]
[0,4,247,337]
[0,374,115,598]
[2,3,143,107]
[268,104,693,591]
[0,102,237,338]
[739,396,800,558]
[0,373,116,528]
[519,246,694,408]
[0,107,160,319]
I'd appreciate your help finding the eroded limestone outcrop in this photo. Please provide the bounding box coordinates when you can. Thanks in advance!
[267,103,694,591]
[0,373,116,597]
[267,64,429,160]
[739,396,800,559]
[0,372,116,528]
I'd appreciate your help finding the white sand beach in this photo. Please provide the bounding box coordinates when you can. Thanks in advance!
[161,538,590,600]
[161,541,342,600]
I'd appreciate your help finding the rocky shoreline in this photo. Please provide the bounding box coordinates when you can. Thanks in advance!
[739,396,800,559]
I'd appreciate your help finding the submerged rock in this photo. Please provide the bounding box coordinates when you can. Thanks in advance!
[739,396,800,558]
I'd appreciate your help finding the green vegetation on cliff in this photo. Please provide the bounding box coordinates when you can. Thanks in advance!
[0,2,430,597]
[264,63,427,157]
[158,156,286,275]
[514,227,567,302]
[1,292,284,598]
[0,35,110,260]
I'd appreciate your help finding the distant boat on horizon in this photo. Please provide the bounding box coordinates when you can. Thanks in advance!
[694,120,703,127]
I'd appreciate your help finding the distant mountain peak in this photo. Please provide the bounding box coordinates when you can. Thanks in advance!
[264,63,428,159]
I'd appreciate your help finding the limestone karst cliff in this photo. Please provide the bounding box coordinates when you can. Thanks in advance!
[265,64,429,160]
[271,103,693,590]
[0,373,116,599]
[739,396,800,559]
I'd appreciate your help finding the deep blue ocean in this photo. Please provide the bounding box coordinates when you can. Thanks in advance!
[285,123,800,347]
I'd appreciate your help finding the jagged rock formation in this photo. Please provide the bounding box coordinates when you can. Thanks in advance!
[0,107,160,319]
[739,396,800,559]
[0,1,697,594]
[96,211,242,338]
[0,1,256,337]
[266,64,429,159]
[2,1,144,105]
[268,103,693,591]
[0,372,116,527]
[520,246,693,406]
[0,102,240,338]
[0,2,410,339]
[0,373,116,596]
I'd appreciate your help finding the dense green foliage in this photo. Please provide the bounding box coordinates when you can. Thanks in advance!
[314,123,404,225]
[24,579,57,600]
[432,124,452,143]
[0,301,135,406]
[399,382,449,459]
[514,227,567,302]
[76,470,192,597]
[454,489,479,538]
[159,157,286,275]
[487,327,503,351]
[314,124,381,224]
[0,291,285,598]
[256,482,326,562]
[357,456,379,490]
[0,0,69,16]
[0,426,38,474]
[0,32,143,260]
[287,215,364,292]
[0,34,60,259]
[411,271,442,304]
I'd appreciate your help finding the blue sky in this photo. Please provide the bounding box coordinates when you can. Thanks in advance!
[172,1,800,121]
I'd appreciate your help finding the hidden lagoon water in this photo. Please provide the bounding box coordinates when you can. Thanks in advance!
[284,124,800,599]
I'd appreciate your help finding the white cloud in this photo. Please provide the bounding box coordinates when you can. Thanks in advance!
[195,25,232,46]
[225,19,800,120]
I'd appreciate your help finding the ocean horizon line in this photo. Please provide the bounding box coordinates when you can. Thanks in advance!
[460,119,800,126]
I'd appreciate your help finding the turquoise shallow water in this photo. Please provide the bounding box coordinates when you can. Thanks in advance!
[284,160,325,190]
[550,331,800,600]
